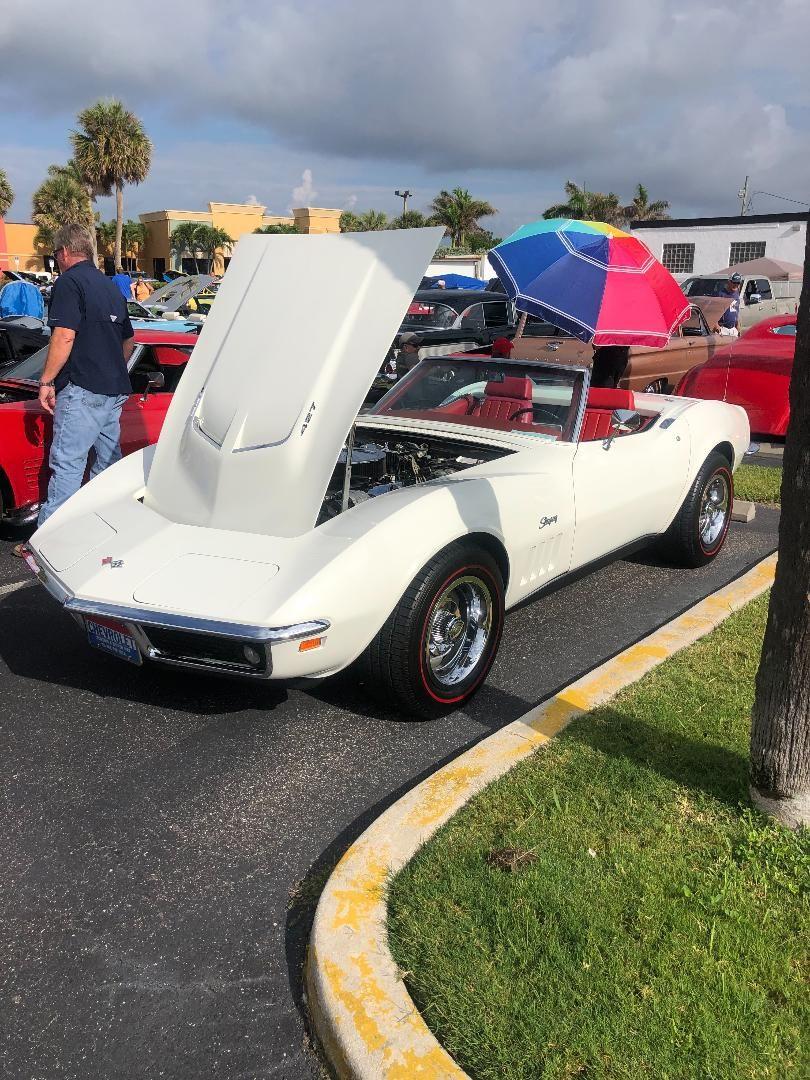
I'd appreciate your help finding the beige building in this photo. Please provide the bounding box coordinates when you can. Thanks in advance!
[1,201,343,277]
[0,221,48,272]
[137,202,342,276]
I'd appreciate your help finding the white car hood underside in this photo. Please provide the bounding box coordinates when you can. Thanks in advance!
[144,227,444,537]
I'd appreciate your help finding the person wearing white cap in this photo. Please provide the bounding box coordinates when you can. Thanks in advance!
[713,273,743,337]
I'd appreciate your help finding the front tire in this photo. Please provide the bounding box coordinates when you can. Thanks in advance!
[662,452,733,567]
[365,543,505,719]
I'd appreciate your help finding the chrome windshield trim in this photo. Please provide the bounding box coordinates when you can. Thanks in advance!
[63,598,330,643]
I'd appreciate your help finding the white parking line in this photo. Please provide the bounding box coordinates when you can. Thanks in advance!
[0,579,36,598]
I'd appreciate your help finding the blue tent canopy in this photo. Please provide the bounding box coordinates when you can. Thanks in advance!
[0,280,44,320]
[422,273,487,291]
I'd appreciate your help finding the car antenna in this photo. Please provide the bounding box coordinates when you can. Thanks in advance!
[341,423,356,513]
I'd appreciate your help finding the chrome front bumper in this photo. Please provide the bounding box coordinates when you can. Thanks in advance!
[24,550,330,680]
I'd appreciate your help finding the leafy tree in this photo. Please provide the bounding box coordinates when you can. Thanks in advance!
[340,210,362,232]
[429,188,497,248]
[254,223,298,234]
[622,183,670,223]
[96,219,117,255]
[194,224,234,272]
[170,222,206,273]
[388,209,429,230]
[32,163,94,250]
[71,99,152,272]
[466,229,502,253]
[543,181,622,225]
[749,225,810,828]
[121,219,147,262]
[0,169,14,217]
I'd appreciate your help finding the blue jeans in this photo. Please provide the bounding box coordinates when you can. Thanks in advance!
[38,383,128,526]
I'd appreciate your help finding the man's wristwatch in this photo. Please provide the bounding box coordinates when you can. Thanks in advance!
[39,380,55,387]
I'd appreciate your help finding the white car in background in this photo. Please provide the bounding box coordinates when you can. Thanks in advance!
[26,229,749,718]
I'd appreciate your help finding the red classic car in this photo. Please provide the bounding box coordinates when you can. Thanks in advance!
[675,315,796,438]
[0,328,197,524]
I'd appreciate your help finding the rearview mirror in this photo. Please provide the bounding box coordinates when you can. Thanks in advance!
[603,408,643,450]
[140,369,165,401]
[747,293,761,305]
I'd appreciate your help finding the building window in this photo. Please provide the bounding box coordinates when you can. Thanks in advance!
[729,241,765,264]
[153,257,166,278]
[661,243,695,273]
[120,256,137,272]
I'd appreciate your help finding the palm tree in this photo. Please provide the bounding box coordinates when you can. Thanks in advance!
[32,163,94,250]
[388,209,429,230]
[543,181,622,225]
[429,189,497,248]
[71,99,152,272]
[0,169,14,218]
[194,224,234,273]
[121,219,147,266]
[254,223,298,234]
[95,219,117,258]
[622,183,670,223]
[339,209,388,232]
[170,222,205,273]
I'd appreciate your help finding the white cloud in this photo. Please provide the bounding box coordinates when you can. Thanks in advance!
[291,168,317,208]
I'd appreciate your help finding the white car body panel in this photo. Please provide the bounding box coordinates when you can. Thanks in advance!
[145,228,444,537]
[26,231,751,688]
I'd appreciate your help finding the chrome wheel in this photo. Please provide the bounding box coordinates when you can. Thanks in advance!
[424,575,493,687]
[643,379,666,394]
[699,473,730,548]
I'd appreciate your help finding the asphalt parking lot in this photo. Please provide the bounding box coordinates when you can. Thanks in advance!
[0,508,779,1080]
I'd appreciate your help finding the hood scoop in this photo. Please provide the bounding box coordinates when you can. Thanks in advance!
[144,227,443,538]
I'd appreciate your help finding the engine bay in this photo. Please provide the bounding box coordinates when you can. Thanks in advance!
[318,429,512,523]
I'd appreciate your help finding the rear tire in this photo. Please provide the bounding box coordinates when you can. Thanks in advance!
[661,452,733,567]
[365,542,505,719]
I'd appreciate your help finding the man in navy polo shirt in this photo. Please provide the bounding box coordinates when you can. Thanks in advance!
[36,223,135,525]
[713,272,743,337]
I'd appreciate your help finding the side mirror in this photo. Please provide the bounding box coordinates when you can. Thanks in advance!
[140,369,165,401]
[747,293,761,305]
[603,408,643,450]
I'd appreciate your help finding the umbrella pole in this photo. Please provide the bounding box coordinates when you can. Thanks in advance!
[515,311,527,341]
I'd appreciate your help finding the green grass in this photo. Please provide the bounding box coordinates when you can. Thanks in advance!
[388,595,809,1080]
[733,464,782,505]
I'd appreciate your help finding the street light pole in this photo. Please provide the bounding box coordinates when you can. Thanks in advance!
[394,189,412,216]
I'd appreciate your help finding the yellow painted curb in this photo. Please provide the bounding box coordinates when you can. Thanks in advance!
[305,553,777,1078]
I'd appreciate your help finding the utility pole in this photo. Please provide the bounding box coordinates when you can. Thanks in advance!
[738,175,750,217]
[394,189,412,216]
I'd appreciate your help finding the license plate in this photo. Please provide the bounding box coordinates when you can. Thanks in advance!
[86,616,142,666]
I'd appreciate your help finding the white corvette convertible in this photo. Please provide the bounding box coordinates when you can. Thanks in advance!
[26,229,749,717]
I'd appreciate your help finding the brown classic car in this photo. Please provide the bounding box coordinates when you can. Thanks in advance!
[510,304,723,393]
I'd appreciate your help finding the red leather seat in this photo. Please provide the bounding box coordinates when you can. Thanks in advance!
[580,387,636,442]
[472,376,534,424]
[435,394,475,415]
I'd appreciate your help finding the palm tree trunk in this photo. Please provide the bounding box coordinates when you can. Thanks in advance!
[114,183,124,272]
[749,225,810,829]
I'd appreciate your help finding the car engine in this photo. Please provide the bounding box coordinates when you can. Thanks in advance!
[317,433,510,523]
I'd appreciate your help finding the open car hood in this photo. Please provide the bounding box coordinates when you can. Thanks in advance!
[146,275,214,313]
[144,227,444,537]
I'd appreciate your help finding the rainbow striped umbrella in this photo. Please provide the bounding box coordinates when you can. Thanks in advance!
[489,218,691,348]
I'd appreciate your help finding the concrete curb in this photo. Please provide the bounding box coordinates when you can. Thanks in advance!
[305,553,777,1078]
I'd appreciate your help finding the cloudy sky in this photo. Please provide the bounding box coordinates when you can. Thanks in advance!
[1,0,807,236]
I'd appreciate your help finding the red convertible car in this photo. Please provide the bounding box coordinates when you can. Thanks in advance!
[676,315,797,438]
[0,329,197,524]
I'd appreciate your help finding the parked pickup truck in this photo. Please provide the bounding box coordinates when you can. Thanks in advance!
[681,274,799,331]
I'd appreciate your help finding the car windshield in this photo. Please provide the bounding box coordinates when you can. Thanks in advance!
[772,323,797,336]
[401,301,458,329]
[0,344,49,381]
[372,357,582,441]
[683,278,737,298]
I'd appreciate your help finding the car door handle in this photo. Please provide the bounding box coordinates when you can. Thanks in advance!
[545,342,560,351]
